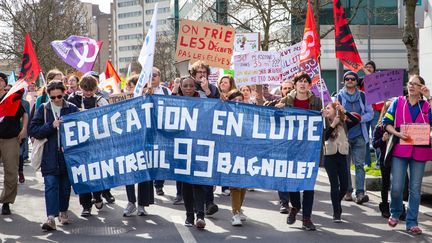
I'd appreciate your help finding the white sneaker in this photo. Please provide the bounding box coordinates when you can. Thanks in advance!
[59,211,69,225]
[123,202,136,217]
[239,210,247,221]
[222,189,231,196]
[231,214,242,226]
[137,206,148,216]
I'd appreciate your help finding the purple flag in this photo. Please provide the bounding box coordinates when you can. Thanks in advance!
[310,79,332,106]
[51,36,102,73]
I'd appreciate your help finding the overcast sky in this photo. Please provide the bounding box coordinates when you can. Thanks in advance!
[81,0,113,13]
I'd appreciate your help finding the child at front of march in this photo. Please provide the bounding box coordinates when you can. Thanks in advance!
[29,81,79,231]
[177,77,207,229]
[226,89,249,226]
[323,102,360,223]
[67,75,111,217]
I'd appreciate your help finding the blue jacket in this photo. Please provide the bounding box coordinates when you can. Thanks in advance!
[29,100,79,176]
[337,88,374,142]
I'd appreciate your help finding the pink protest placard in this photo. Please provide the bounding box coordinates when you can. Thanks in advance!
[400,124,430,145]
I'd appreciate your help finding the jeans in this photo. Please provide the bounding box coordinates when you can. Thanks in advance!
[289,190,314,219]
[324,153,348,217]
[176,181,182,196]
[278,191,290,206]
[182,182,205,220]
[347,135,366,195]
[44,174,71,217]
[390,156,426,229]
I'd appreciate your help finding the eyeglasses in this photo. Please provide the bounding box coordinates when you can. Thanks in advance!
[50,95,63,100]
[152,73,159,77]
[408,81,422,87]
[196,71,207,74]
[344,78,356,81]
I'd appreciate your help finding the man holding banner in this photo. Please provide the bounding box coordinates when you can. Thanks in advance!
[276,71,322,231]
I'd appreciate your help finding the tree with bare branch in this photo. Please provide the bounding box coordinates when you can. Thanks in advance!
[0,0,89,73]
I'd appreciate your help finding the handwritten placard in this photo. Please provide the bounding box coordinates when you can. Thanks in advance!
[310,79,332,106]
[109,93,134,104]
[280,42,302,81]
[233,51,282,86]
[299,58,320,85]
[364,69,404,105]
[176,19,235,69]
[234,33,260,53]
[400,124,431,145]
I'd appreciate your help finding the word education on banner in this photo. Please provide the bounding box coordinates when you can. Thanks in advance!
[280,42,302,81]
[61,95,324,194]
[364,69,404,105]
[176,19,235,69]
[233,51,282,86]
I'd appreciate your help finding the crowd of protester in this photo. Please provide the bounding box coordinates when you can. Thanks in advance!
[0,60,430,236]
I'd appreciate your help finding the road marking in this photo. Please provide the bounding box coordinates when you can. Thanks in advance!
[171,215,198,243]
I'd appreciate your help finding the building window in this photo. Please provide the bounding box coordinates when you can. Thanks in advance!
[119,57,138,63]
[119,45,142,51]
[118,1,139,7]
[319,0,397,25]
[119,34,143,40]
[146,19,167,26]
[118,11,142,18]
[145,0,169,3]
[145,7,171,15]
[119,22,143,29]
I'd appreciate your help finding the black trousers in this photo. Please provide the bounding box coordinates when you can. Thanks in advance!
[126,181,155,206]
[289,190,314,219]
[79,191,102,209]
[324,152,349,217]
[182,182,205,220]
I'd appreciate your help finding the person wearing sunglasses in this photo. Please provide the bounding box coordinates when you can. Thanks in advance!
[337,71,374,205]
[29,80,79,231]
[142,67,171,96]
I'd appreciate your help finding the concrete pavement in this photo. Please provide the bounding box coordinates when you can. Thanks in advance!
[1,165,431,243]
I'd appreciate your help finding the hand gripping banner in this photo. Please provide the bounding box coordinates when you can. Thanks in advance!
[61,95,324,194]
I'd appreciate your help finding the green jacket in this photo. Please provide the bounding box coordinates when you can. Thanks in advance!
[279,90,322,111]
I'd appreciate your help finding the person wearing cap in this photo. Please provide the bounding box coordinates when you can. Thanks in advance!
[0,72,28,215]
[337,71,374,204]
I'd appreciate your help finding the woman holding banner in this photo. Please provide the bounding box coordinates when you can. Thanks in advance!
[322,102,359,223]
[176,77,207,229]
[382,75,432,235]
[29,80,79,231]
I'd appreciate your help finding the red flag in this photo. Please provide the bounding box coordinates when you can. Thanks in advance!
[105,60,121,83]
[300,0,321,63]
[0,80,25,117]
[334,0,363,72]
[18,33,41,84]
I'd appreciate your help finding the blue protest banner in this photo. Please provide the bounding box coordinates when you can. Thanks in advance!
[61,95,324,194]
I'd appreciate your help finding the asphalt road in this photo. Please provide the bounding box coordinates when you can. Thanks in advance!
[1,165,431,243]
